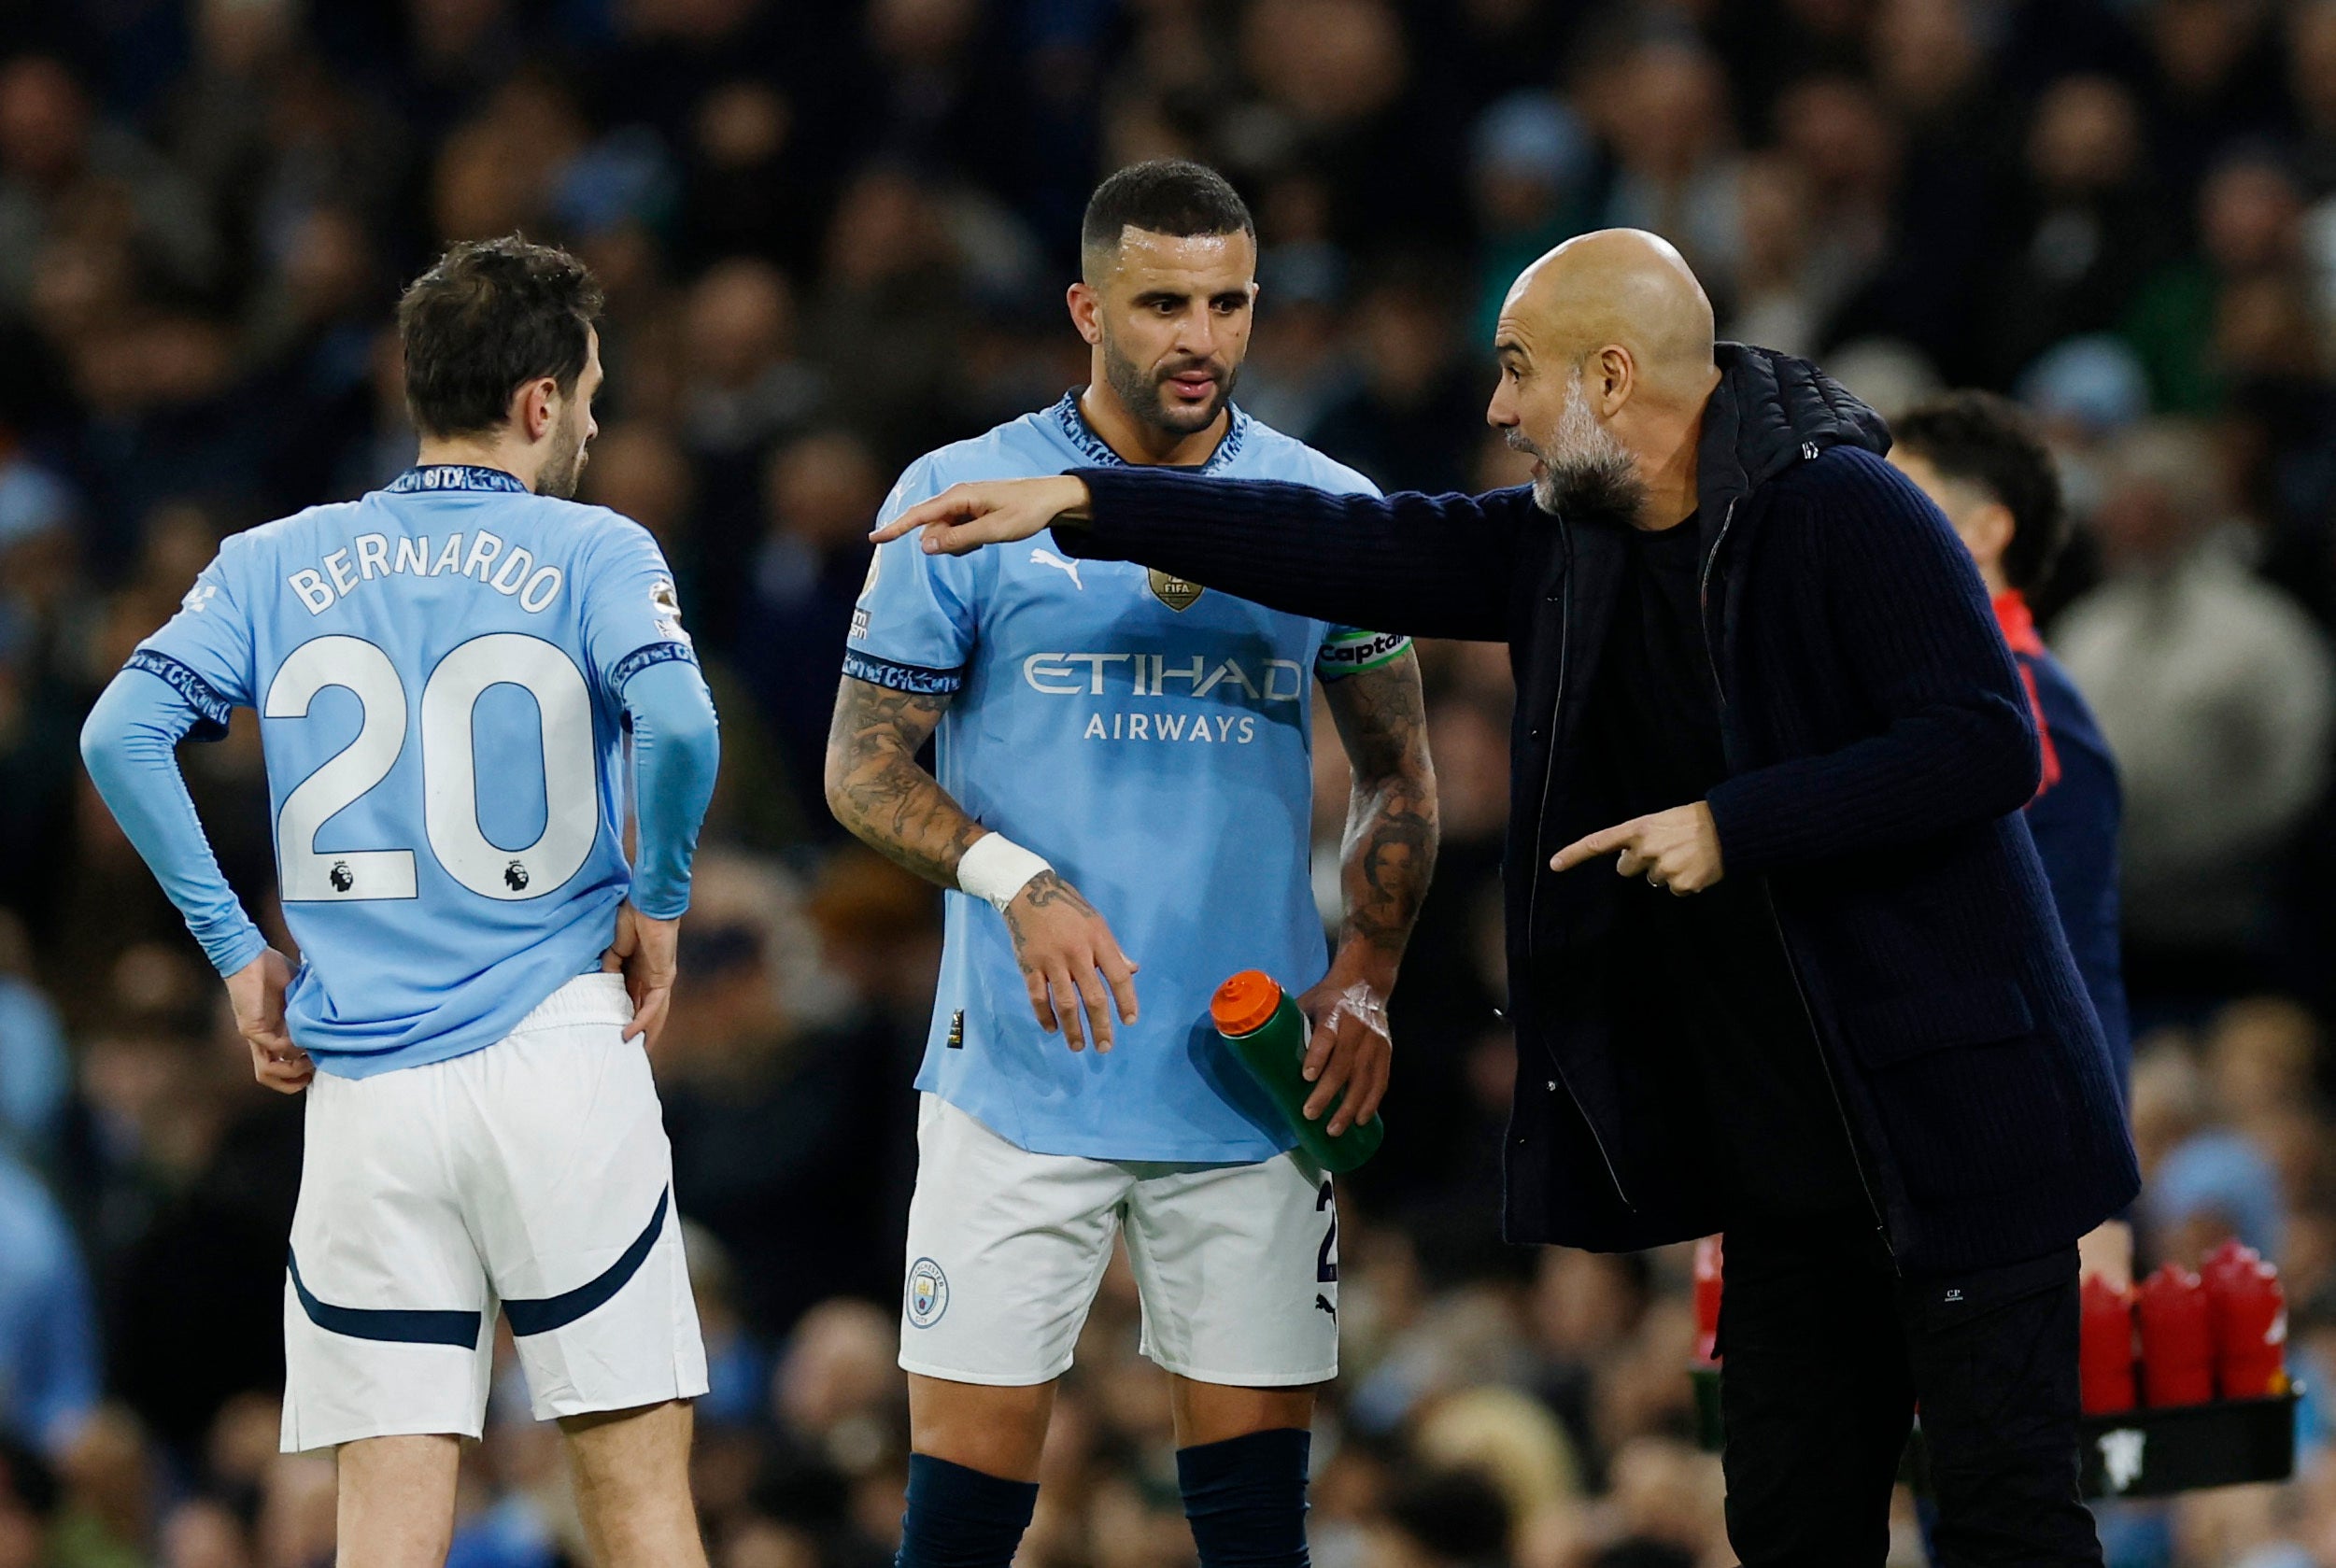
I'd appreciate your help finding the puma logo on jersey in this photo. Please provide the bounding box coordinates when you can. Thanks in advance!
[1315,1293,1338,1321]
[1029,548,1083,589]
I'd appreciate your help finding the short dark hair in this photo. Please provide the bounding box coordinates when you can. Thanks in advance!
[1081,160,1255,259]
[1894,390,2069,593]
[396,234,603,439]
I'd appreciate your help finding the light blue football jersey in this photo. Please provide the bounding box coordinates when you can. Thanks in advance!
[134,464,700,1077]
[845,394,1410,1162]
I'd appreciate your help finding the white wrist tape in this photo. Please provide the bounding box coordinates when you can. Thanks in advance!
[1327,982,1391,1041]
[957,832,1052,912]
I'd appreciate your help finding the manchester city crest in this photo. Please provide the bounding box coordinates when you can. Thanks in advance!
[906,1257,950,1327]
[1148,569,1204,612]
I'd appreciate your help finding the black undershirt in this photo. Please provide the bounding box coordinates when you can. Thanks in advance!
[1582,517,1865,1220]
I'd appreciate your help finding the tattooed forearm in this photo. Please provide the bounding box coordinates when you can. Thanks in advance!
[824,674,987,889]
[1324,652,1439,972]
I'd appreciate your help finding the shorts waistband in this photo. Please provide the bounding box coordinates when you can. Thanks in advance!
[509,972,632,1035]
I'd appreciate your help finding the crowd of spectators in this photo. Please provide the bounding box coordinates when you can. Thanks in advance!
[1,0,2335,1564]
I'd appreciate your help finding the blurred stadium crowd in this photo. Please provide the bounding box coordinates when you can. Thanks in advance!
[2,0,2336,1564]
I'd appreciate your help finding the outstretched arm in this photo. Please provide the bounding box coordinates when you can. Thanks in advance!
[873,472,1530,643]
[1297,650,1439,1136]
[823,674,1139,1051]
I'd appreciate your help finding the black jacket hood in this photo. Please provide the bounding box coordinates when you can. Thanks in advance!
[1697,342,1893,519]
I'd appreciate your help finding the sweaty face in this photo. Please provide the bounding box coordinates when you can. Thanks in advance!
[1090,228,1257,438]
[1506,368,1645,516]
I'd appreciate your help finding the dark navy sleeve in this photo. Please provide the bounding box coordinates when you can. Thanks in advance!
[1058,468,1529,643]
[1706,448,2043,874]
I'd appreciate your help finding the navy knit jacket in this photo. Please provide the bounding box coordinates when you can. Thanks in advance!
[1055,345,2140,1277]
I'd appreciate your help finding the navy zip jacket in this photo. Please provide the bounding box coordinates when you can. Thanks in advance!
[1055,345,2140,1276]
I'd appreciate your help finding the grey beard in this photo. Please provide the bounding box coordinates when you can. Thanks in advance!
[1538,447,1647,520]
[1518,374,1648,519]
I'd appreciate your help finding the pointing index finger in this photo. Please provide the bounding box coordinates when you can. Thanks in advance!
[870,486,976,544]
[1549,821,1637,874]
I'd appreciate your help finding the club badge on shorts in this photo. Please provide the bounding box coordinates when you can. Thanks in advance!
[1148,569,1204,612]
[906,1257,950,1327]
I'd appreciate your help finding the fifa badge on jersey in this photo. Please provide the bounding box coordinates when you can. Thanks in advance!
[650,576,691,644]
[1148,569,1204,612]
[906,1257,950,1327]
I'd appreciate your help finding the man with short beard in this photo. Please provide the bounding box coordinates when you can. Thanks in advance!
[878,230,2140,1566]
[827,162,1435,1568]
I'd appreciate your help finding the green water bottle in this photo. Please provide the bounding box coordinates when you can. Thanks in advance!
[1212,969,1385,1174]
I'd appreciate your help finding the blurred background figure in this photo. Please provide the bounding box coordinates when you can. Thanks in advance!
[2056,419,2335,1010]
[3,0,2336,1563]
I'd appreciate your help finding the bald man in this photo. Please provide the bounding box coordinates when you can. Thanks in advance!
[877,231,2138,1564]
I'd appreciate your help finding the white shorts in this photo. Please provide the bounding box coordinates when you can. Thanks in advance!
[898,1095,1338,1388]
[281,973,707,1452]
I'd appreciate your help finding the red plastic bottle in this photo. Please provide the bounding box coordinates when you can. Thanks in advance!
[2079,1275,2138,1414]
[1692,1235,1724,1366]
[2136,1264,2216,1406]
[2202,1239,2288,1400]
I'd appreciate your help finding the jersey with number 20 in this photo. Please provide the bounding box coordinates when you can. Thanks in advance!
[847,394,1409,1164]
[133,464,698,1078]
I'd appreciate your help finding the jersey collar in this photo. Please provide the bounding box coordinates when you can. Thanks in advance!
[1992,589,2046,657]
[1049,388,1251,475]
[387,464,531,495]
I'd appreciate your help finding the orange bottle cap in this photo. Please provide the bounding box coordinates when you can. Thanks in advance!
[1211,970,1283,1036]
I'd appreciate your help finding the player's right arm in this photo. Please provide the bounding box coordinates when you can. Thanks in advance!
[823,674,1138,1052]
[830,459,1137,1051]
[78,552,312,1093]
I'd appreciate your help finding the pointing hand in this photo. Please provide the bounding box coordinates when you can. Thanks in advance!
[871,477,1094,557]
[1550,801,1725,895]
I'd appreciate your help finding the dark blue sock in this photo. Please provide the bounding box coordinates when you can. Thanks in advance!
[1176,1428,1312,1568]
[896,1453,1040,1568]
